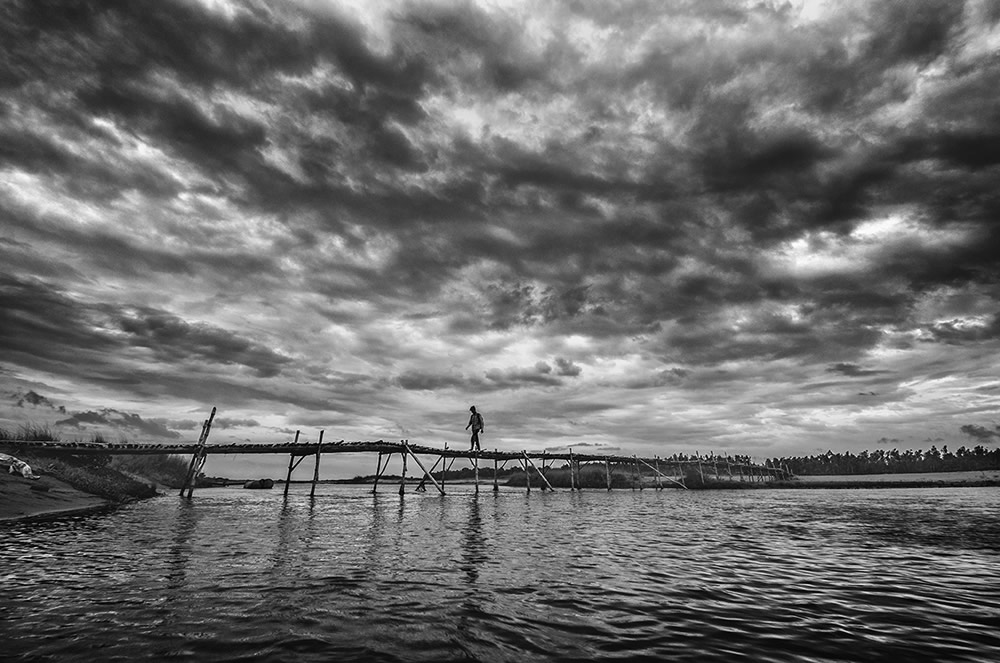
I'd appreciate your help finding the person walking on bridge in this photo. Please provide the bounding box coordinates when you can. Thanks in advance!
[466,406,484,451]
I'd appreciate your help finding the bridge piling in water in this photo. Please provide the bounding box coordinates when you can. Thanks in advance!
[180,406,216,498]
[310,431,324,498]
[493,452,500,492]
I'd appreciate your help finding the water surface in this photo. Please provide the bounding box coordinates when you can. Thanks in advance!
[3,485,999,662]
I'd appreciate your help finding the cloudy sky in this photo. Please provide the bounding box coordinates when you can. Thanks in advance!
[2,0,999,478]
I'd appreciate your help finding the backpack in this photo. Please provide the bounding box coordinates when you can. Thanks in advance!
[475,413,484,430]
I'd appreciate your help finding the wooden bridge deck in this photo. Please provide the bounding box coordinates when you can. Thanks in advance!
[1,437,788,492]
[0,437,756,466]
[2,409,790,496]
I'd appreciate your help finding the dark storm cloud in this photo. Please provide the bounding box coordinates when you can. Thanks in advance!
[5,0,996,322]
[213,417,261,429]
[115,308,292,378]
[553,357,581,377]
[9,390,57,409]
[960,424,1000,440]
[0,273,120,372]
[56,408,180,439]
[484,364,564,389]
[921,315,1000,344]
[164,419,202,431]
[0,275,295,391]
[398,360,581,392]
[396,371,474,392]
[623,368,690,390]
[2,0,999,455]
[1,0,434,220]
[827,363,890,378]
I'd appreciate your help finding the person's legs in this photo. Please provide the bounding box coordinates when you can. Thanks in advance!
[471,430,480,451]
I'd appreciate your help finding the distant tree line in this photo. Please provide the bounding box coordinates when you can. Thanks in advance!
[771,445,1000,476]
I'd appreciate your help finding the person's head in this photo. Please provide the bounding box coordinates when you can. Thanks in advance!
[469,406,476,413]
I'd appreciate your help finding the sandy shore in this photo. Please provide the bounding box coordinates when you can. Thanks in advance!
[0,471,111,523]
[790,469,1000,485]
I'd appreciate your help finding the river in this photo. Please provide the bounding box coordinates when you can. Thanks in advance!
[2,484,999,662]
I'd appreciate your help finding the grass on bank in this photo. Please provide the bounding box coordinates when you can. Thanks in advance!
[1,426,191,501]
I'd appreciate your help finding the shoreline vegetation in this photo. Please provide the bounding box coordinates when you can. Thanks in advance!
[1,425,190,523]
[3,425,999,522]
[334,464,1000,490]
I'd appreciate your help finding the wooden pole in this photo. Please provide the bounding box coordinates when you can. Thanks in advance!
[398,450,408,495]
[569,448,576,491]
[637,457,686,489]
[179,419,206,497]
[605,457,612,491]
[442,456,458,492]
[493,451,500,492]
[523,452,556,491]
[654,456,662,490]
[373,452,384,494]
[180,406,216,497]
[310,430,324,498]
[283,430,300,497]
[402,442,444,495]
[415,454,445,492]
[524,457,531,492]
[474,451,480,494]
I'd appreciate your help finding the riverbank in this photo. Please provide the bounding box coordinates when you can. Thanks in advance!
[0,470,112,522]
[0,447,184,523]
[689,469,1000,489]
[775,469,1000,489]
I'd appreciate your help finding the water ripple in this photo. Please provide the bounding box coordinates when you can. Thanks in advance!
[2,486,999,661]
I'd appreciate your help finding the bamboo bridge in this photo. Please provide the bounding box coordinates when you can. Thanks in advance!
[2,407,792,496]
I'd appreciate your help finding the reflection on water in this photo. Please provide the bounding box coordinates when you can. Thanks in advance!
[2,486,1000,662]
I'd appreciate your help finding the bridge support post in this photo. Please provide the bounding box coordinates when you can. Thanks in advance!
[310,430,324,498]
[398,449,408,495]
[493,452,499,492]
[373,452,384,494]
[403,441,444,495]
[283,430,300,497]
[523,452,555,491]
[442,456,458,492]
[416,454,445,492]
[605,457,612,491]
[569,449,576,491]
[180,406,216,498]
